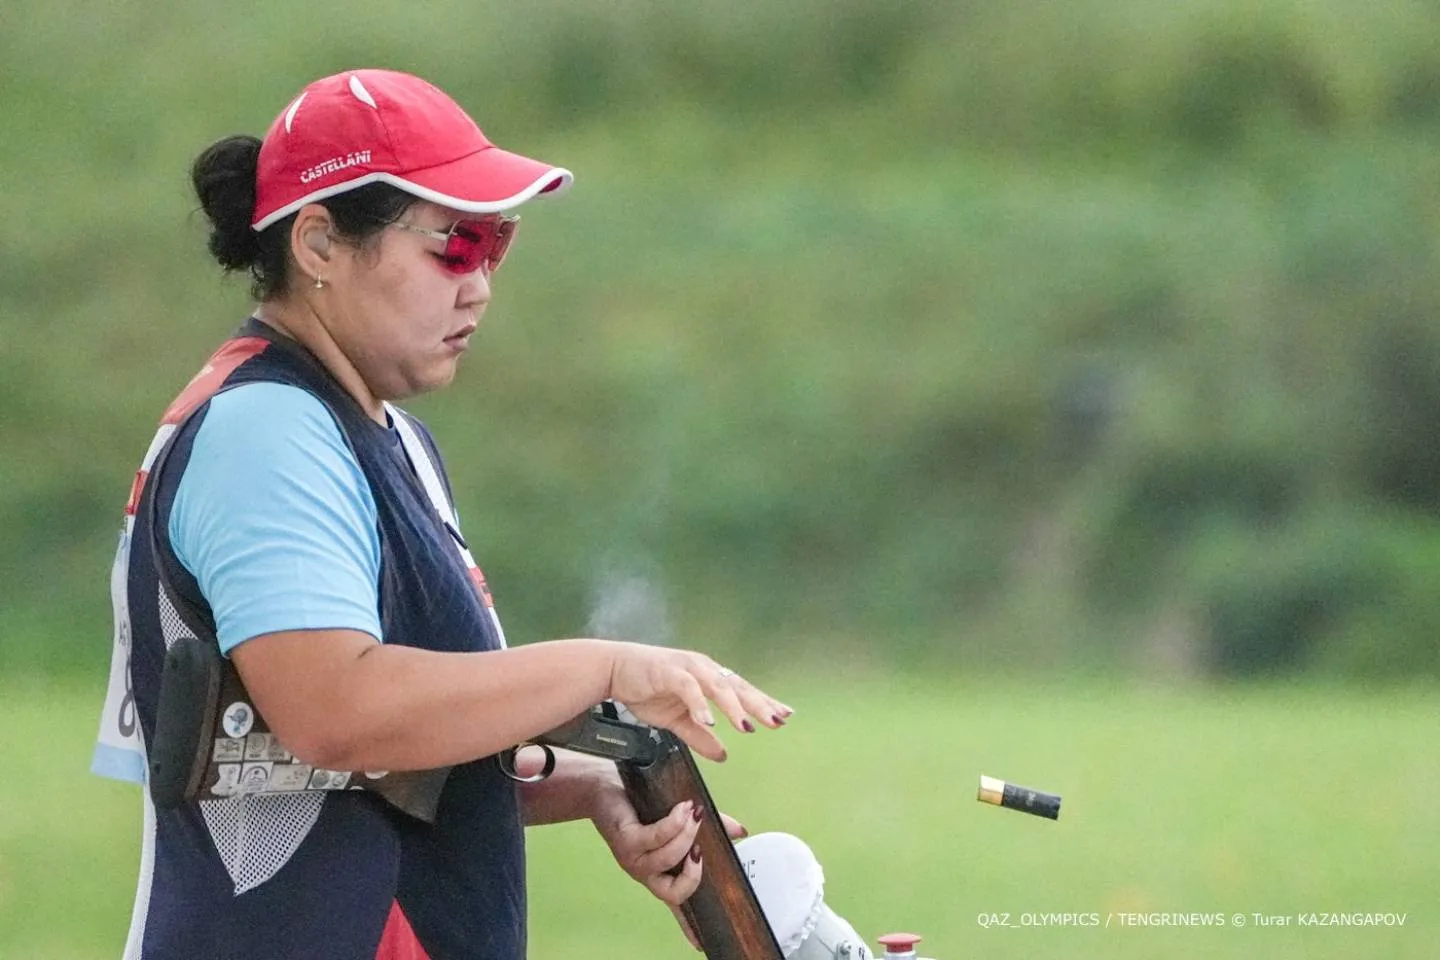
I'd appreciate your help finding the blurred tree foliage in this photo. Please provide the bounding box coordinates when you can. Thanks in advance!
[2,0,1440,680]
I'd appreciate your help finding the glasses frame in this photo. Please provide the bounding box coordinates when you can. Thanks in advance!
[392,214,519,275]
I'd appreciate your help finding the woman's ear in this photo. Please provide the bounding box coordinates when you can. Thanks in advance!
[290,203,335,286]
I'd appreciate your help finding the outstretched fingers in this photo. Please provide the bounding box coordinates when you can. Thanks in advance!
[698,661,793,734]
[608,643,790,761]
[668,713,727,762]
[673,668,715,731]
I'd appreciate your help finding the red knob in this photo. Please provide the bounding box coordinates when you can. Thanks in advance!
[877,932,923,955]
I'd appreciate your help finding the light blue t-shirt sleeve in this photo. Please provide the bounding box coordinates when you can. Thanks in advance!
[169,382,383,654]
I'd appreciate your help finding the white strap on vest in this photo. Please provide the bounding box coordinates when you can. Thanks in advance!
[385,403,506,648]
[385,405,464,555]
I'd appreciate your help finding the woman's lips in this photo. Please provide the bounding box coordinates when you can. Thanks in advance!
[444,321,477,350]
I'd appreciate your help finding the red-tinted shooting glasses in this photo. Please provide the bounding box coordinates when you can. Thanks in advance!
[395,215,518,275]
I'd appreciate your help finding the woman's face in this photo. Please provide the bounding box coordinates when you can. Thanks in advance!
[323,201,493,403]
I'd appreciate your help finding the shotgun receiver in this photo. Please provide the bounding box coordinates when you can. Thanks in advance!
[519,703,786,960]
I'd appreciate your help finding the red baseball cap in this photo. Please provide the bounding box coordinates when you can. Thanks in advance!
[252,69,572,231]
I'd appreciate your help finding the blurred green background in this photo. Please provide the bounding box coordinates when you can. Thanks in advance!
[2,0,1438,956]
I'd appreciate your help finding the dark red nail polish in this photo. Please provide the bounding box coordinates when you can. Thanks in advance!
[772,714,786,726]
[690,844,702,863]
[692,803,703,822]
[742,719,755,733]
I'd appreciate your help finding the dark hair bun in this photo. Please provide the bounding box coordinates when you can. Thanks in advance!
[191,135,263,271]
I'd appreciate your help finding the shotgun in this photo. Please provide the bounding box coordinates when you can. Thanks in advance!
[521,703,786,960]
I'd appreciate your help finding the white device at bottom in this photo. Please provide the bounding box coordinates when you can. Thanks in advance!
[735,832,933,960]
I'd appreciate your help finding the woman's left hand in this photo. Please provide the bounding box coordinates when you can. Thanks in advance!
[589,774,749,913]
[668,811,748,951]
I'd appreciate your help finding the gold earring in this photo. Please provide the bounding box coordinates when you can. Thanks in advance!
[314,274,326,290]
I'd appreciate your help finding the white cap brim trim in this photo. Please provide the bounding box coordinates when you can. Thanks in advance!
[252,167,574,231]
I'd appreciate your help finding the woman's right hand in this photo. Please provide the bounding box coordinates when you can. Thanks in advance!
[605,643,792,761]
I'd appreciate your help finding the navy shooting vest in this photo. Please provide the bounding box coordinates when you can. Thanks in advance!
[100,317,524,959]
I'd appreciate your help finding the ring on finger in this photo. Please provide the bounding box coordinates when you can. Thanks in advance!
[716,666,736,680]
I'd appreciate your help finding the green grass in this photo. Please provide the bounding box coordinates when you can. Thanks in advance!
[3,675,1434,958]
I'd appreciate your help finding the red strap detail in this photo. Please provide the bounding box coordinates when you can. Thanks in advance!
[468,566,495,609]
[123,469,150,517]
[375,902,430,960]
[161,337,269,425]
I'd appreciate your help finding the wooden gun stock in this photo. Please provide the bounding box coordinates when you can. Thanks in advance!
[616,730,785,960]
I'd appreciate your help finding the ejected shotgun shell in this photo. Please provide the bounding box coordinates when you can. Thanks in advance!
[977,774,1061,820]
